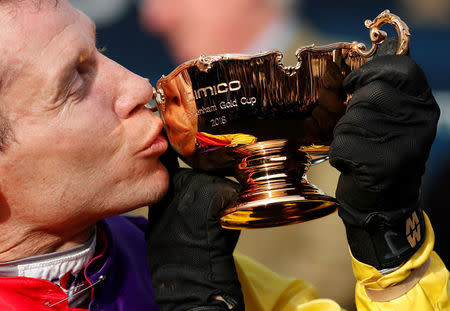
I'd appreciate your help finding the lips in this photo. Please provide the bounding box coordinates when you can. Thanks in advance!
[138,120,169,157]
[139,133,168,157]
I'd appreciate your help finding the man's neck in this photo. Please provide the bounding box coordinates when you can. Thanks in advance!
[0,225,94,262]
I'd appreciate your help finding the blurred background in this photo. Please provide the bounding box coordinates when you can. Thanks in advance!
[70,0,450,310]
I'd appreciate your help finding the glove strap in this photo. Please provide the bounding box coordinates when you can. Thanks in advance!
[340,206,426,270]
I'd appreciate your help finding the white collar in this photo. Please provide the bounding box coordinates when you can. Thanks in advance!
[0,229,97,307]
[0,229,96,281]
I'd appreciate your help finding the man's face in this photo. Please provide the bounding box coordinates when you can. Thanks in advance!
[0,0,169,231]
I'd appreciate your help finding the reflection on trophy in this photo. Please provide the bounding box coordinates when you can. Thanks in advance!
[151,10,411,229]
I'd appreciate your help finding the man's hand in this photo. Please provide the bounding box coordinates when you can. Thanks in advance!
[147,168,244,311]
[329,54,440,270]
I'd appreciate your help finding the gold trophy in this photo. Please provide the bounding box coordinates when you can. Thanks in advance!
[150,10,410,229]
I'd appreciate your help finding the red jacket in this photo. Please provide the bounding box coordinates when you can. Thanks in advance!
[0,277,85,311]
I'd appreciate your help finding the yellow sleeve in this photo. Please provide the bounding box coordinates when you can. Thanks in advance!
[352,213,450,311]
[233,213,449,311]
[233,252,343,311]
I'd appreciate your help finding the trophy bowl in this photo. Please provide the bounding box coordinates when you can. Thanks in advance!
[151,10,410,229]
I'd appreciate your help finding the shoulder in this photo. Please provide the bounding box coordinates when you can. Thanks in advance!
[97,215,148,255]
[99,215,148,234]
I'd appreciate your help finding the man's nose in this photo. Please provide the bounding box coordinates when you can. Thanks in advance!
[115,73,154,119]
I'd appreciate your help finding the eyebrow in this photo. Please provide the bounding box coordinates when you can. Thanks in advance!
[75,17,98,63]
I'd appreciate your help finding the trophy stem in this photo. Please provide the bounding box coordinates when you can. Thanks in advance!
[219,139,337,229]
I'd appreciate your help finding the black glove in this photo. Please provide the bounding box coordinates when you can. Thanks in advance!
[146,168,244,311]
[329,54,440,270]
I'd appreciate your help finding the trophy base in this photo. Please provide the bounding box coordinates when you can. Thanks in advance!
[219,139,337,229]
[219,182,337,229]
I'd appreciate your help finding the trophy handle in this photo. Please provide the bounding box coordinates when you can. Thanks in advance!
[351,9,410,57]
